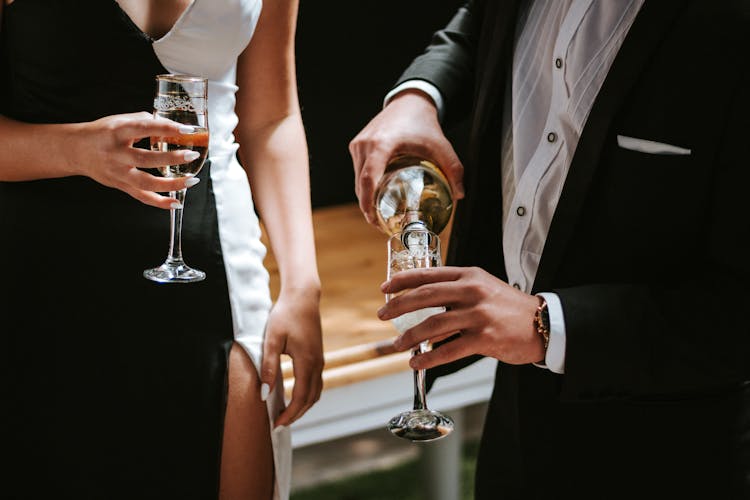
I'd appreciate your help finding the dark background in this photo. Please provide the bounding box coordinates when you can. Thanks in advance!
[295,1,465,209]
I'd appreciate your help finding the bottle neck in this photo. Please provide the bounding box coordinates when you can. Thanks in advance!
[401,210,429,231]
[400,220,437,253]
[402,218,428,233]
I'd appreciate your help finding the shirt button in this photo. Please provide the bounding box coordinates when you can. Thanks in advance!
[555,57,563,69]
[512,283,521,290]
[516,206,526,216]
[547,131,557,143]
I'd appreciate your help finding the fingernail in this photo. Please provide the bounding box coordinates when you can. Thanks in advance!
[377,307,386,319]
[178,125,195,134]
[170,202,183,209]
[183,150,200,161]
[185,177,200,188]
[380,281,390,292]
[274,425,287,433]
[260,383,270,402]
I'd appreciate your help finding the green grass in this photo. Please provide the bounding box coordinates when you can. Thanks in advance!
[291,440,479,500]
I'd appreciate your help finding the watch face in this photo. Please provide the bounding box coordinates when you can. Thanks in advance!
[533,301,550,344]
[541,303,550,330]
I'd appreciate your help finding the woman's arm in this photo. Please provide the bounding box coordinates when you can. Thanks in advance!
[235,0,323,428]
[0,0,203,209]
[0,112,201,209]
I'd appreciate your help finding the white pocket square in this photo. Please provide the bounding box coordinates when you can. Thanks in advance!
[617,135,691,155]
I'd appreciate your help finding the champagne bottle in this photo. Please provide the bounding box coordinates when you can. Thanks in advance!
[374,155,454,236]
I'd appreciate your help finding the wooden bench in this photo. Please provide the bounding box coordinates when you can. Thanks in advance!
[262,203,497,500]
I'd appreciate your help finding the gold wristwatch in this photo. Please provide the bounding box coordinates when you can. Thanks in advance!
[533,297,550,355]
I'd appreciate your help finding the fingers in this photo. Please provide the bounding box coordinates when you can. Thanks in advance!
[264,314,323,428]
[439,149,465,200]
[381,266,464,296]
[274,355,322,428]
[349,141,363,199]
[120,186,182,210]
[391,308,465,351]
[115,176,198,210]
[409,333,477,370]
[81,112,206,208]
[126,166,198,191]
[260,328,283,407]
[129,147,201,169]
[115,170,200,209]
[379,282,454,322]
[114,112,192,142]
[356,146,391,226]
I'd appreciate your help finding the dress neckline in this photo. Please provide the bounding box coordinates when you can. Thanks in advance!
[113,0,197,43]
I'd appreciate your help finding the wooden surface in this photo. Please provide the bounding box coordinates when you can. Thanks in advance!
[260,203,410,394]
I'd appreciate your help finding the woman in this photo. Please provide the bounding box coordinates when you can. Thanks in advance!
[0,0,323,499]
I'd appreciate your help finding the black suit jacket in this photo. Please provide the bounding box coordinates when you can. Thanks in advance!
[396,1,750,498]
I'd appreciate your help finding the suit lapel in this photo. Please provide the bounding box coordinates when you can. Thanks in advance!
[449,0,521,274]
[533,0,688,292]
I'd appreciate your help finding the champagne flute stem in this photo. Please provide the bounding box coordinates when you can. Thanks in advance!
[412,341,429,411]
[166,188,187,264]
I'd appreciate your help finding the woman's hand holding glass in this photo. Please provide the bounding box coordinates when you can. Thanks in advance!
[70,111,202,209]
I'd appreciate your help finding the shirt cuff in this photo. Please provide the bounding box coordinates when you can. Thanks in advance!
[383,80,445,122]
[537,292,566,374]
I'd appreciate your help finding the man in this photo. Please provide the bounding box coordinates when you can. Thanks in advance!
[349,1,749,498]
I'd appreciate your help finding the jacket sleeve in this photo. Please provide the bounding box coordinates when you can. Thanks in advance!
[392,0,480,128]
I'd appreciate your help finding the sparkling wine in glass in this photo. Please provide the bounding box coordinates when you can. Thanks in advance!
[373,156,455,441]
[143,74,209,283]
[385,228,455,442]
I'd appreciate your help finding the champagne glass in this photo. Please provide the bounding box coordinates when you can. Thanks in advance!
[385,228,455,442]
[144,74,209,283]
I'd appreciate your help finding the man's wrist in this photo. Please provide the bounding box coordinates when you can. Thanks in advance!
[384,80,444,122]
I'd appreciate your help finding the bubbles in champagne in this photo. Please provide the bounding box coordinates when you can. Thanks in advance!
[389,245,439,273]
[389,230,443,334]
[390,249,414,273]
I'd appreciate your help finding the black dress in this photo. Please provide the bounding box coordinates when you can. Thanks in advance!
[0,2,264,497]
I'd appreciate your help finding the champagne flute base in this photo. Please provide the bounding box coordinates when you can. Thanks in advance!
[143,260,206,283]
[386,409,454,442]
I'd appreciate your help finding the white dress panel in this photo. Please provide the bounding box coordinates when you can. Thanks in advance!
[152,1,292,498]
